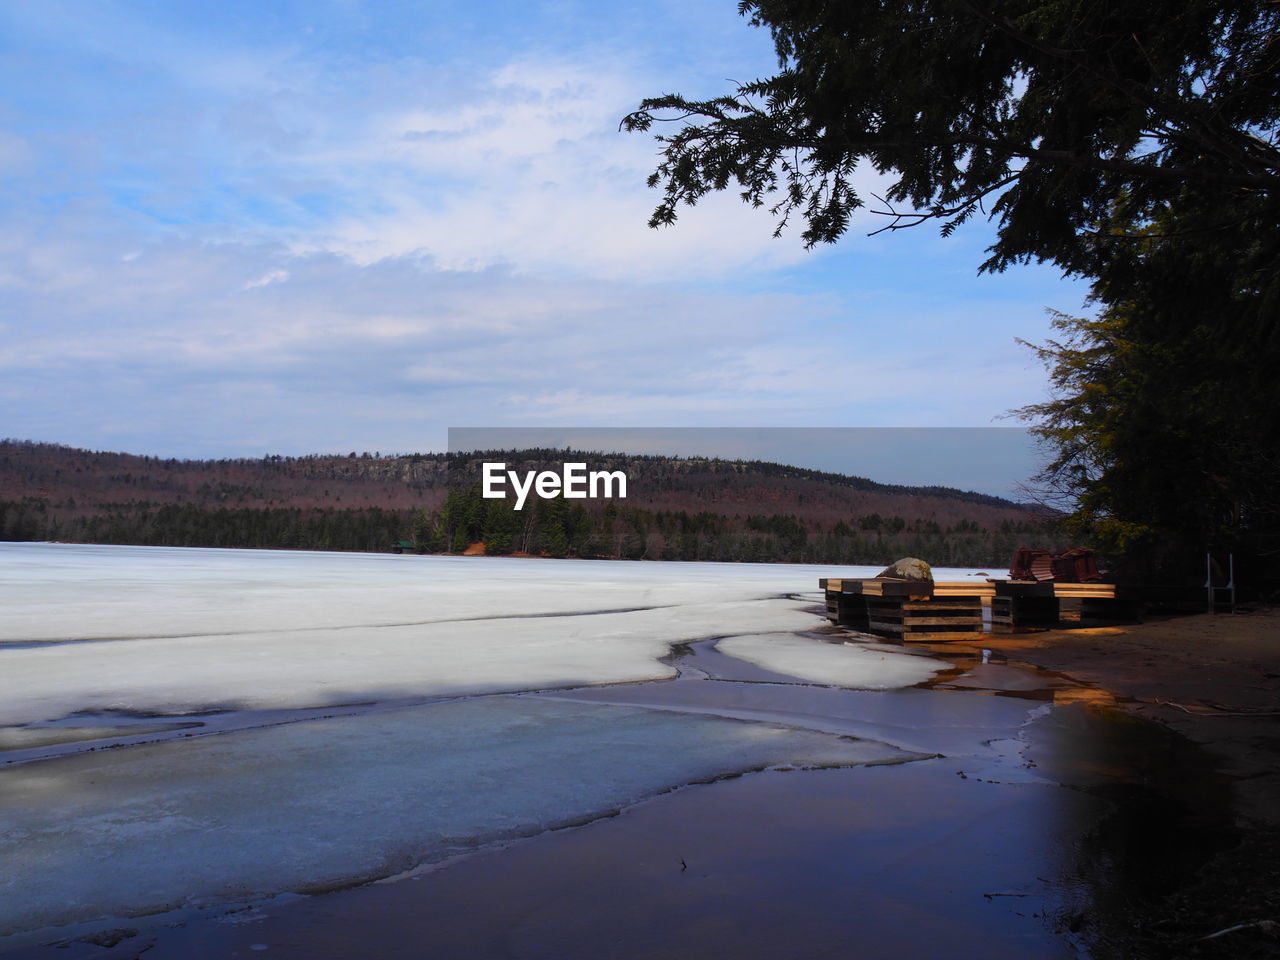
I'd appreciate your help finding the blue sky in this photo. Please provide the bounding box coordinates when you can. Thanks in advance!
[0,0,1092,463]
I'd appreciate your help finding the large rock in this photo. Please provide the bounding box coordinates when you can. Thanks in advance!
[875,557,933,582]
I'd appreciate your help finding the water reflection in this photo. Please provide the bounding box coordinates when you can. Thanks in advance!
[0,635,1233,960]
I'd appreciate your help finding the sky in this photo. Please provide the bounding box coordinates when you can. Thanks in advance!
[0,0,1093,468]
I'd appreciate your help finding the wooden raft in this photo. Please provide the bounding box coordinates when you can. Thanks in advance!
[990,581,1059,631]
[820,578,989,641]
[820,577,1135,636]
[865,596,984,641]
[990,580,1133,629]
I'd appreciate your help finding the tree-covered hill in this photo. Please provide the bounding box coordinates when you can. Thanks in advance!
[0,440,1058,566]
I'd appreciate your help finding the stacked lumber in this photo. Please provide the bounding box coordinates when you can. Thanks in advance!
[865,596,984,641]
[934,581,995,598]
[824,592,870,630]
[990,595,1058,631]
[820,578,932,598]
[989,580,1130,628]
[819,578,987,640]
[821,576,1132,634]
[1051,582,1117,599]
[820,578,992,598]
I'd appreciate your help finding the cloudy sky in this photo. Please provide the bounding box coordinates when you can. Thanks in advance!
[1,0,1091,460]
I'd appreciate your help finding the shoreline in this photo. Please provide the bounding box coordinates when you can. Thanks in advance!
[4,544,1274,958]
[3,627,1244,959]
[948,610,1280,958]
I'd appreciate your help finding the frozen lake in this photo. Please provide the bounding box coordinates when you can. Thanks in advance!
[1,543,1055,954]
[0,543,981,721]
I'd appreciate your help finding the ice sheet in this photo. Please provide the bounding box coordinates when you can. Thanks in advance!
[0,542,984,642]
[1,545,984,724]
[0,599,819,725]
[0,697,914,938]
[0,724,193,751]
[716,633,945,689]
[0,544,990,945]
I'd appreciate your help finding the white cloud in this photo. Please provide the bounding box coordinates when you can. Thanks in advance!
[243,268,290,289]
[0,6,1087,457]
[271,56,817,281]
[0,211,1060,457]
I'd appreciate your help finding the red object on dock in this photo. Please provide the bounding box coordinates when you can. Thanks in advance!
[1009,547,1101,583]
[1053,548,1101,583]
[1009,547,1051,581]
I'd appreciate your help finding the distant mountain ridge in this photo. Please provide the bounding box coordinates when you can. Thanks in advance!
[0,440,1056,565]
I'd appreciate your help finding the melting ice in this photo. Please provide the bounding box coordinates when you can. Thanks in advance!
[0,697,919,937]
[717,633,944,689]
[0,543,988,942]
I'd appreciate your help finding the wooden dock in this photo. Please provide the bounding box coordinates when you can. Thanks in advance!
[864,596,985,641]
[989,580,1133,630]
[820,578,990,641]
[820,577,1133,639]
[820,578,996,599]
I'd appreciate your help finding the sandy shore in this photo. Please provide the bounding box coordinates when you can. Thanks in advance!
[967,609,1280,958]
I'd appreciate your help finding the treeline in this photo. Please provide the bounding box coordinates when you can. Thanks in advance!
[2,490,1052,567]
[423,485,1044,565]
[1,439,1033,514]
[0,498,407,553]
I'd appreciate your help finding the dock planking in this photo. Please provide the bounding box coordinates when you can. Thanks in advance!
[820,579,987,640]
[819,578,993,598]
[821,577,1132,638]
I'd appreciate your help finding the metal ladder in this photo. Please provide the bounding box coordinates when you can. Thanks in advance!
[1205,553,1236,614]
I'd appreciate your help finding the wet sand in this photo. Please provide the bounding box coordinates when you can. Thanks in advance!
[1,633,1245,960]
[961,610,1280,958]
[136,763,1091,960]
[964,610,1280,825]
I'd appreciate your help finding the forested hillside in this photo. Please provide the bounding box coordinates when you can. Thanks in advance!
[0,440,1058,565]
